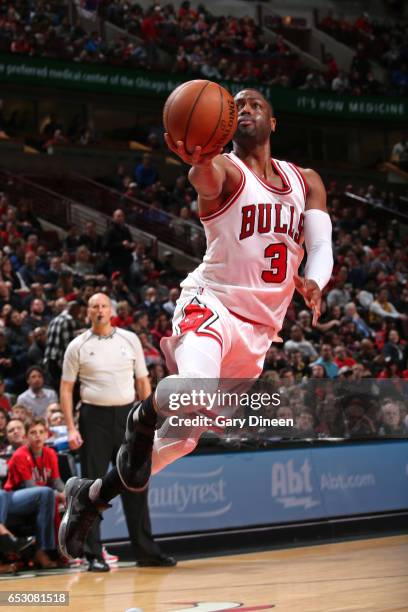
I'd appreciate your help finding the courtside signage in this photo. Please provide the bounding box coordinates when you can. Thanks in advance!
[101,441,408,538]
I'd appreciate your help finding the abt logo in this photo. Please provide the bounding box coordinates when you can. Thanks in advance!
[271,459,320,510]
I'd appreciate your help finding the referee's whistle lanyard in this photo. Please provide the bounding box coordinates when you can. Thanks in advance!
[92,328,117,340]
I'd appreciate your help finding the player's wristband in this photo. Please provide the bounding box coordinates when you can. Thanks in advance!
[304,209,333,291]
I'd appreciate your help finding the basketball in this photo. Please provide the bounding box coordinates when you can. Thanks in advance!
[163,80,238,155]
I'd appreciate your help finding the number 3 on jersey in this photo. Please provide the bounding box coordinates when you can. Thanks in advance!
[261,243,287,283]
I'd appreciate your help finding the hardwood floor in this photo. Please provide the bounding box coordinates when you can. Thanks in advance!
[2,535,407,612]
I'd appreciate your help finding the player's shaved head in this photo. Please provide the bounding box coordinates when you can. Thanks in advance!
[235,89,274,118]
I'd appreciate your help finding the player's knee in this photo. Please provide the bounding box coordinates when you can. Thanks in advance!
[155,373,218,416]
[152,437,199,475]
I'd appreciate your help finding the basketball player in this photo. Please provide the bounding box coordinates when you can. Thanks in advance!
[59,89,333,559]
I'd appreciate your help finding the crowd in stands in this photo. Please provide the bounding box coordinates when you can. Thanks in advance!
[318,12,408,96]
[0,0,406,96]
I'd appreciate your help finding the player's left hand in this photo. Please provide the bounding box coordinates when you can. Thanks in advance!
[294,276,321,326]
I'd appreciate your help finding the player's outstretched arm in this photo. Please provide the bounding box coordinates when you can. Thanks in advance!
[164,132,227,199]
[294,169,333,326]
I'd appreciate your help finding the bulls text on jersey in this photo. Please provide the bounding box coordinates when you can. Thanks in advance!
[239,203,304,244]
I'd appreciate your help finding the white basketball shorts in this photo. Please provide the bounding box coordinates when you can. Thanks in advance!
[160,286,276,379]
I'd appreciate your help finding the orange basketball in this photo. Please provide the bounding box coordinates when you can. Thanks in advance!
[163,80,238,156]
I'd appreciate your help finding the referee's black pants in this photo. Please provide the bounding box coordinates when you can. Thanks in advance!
[79,403,162,561]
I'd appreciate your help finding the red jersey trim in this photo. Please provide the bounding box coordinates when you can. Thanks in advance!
[199,155,246,222]
[196,330,223,351]
[239,156,292,195]
[227,308,263,326]
[290,163,310,202]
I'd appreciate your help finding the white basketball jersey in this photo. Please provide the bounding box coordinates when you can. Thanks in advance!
[181,152,308,332]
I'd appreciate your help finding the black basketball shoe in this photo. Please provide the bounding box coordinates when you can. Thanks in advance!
[116,401,155,492]
[58,477,111,560]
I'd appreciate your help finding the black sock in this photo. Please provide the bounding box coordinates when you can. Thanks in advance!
[97,397,156,501]
[137,393,157,429]
[99,467,126,503]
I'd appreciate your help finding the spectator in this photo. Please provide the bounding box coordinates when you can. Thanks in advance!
[377,356,402,381]
[129,313,148,340]
[369,287,407,324]
[79,221,103,253]
[25,299,49,331]
[263,345,288,372]
[4,310,30,354]
[16,366,58,418]
[44,300,81,390]
[356,338,381,375]
[63,224,82,252]
[111,271,137,307]
[46,257,62,286]
[274,405,295,437]
[283,324,318,360]
[162,287,180,317]
[0,281,21,313]
[148,363,167,388]
[111,300,133,328]
[343,395,376,437]
[315,400,344,437]
[379,399,406,436]
[139,287,161,323]
[0,507,35,574]
[296,309,320,343]
[390,133,408,172]
[57,269,76,299]
[295,409,315,437]
[27,326,47,366]
[0,408,9,450]
[150,313,171,347]
[315,302,341,334]
[0,257,25,291]
[332,71,349,93]
[278,368,297,395]
[333,345,357,369]
[382,329,406,370]
[18,251,46,287]
[10,404,31,423]
[312,345,339,379]
[102,209,134,277]
[344,301,374,338]
[133,154,158,190]
[289,350,308,382]
[0,377,11,413]
[327,279,351,309]
[48,411,65,428]
[74,245,97,279]
[3,417,64,568]
[139,332,162,366]
[3,418,25,453]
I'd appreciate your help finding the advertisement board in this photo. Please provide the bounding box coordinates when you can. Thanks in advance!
[101,441,408,539]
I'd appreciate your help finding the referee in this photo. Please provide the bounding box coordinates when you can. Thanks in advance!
[60,292,175,571]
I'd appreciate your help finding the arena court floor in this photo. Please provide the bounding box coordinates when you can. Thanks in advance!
[1,535,407,612]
